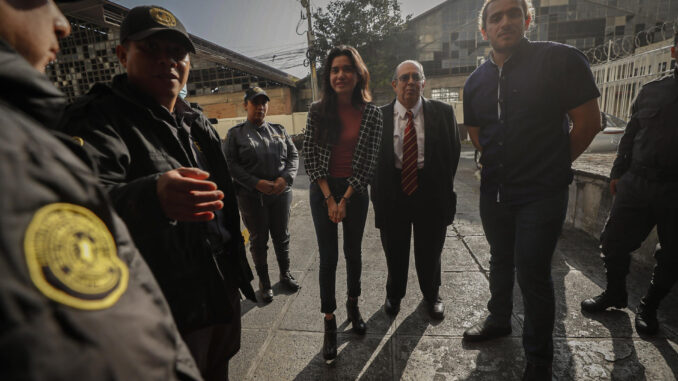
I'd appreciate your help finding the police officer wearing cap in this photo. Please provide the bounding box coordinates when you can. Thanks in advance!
[57,5,255,381]
[0,1,202,379]
[581,32,678,336]
[224,87,300,303]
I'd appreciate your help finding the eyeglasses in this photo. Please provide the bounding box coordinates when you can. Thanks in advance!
[398,73,423,82]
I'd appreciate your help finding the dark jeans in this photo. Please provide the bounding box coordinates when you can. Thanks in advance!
[601,172,678,290]
[237,190,292,273]
[309,177,369,314]
[479,189,568,366]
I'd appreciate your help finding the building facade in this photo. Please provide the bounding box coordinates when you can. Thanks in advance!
[48,0,299,119]
[408,0,678,110]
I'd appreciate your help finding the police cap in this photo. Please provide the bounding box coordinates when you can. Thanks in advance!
[244,87,270,103]
[120,5,196,53]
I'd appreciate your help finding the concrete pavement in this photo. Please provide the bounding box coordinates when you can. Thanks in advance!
[231,147,678,380]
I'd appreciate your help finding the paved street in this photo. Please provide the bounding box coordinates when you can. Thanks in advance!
[231,146,678,380]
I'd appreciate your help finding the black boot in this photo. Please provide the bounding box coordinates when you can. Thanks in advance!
[256,265,273,303]
[581,272,627,312]
[323,315,337,363]
[280,271,300,291]
[635,283,670,335]
[346,297,366,335]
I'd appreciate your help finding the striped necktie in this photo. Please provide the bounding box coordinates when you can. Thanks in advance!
[401,110,418,195]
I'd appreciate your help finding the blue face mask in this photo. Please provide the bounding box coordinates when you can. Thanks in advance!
[179,84,188,99]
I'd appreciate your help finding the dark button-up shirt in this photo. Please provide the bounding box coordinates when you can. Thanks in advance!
[611,67,678,180]
[224,120,299,193]
[464,38,600,204]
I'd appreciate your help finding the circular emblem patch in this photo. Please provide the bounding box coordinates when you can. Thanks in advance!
[149,7,177,27]
[24,203,128,310]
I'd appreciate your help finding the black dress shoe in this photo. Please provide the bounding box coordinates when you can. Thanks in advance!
[522,362,552,381]
[323,315,337,363]
[259,280,273,303]
[635,302,659,335]
[280,271,300,292]
[346,298,367,335]
[580,289,627,312]
[463,317,511,342]
[425,297,445,320]
[384,298,400,316]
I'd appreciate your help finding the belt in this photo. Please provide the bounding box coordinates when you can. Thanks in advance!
[630,163,678,182]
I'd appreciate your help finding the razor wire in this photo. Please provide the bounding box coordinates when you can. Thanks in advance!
[584,19,678,64]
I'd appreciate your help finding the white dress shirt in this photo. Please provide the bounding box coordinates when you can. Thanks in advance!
[393,98,425,169]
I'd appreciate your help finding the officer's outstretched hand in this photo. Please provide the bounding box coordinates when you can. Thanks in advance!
[157,167,224,222]
[609,178,619,195]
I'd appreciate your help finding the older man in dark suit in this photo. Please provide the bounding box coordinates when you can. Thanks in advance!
[371,60,461,320]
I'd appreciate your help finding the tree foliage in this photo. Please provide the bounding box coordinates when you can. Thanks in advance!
[311,0,416,90]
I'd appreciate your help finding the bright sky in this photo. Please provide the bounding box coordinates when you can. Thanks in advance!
[112,0,446,78]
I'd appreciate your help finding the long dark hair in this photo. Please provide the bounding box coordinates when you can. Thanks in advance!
[312,45,371,146]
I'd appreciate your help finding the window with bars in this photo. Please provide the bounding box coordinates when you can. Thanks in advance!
[431,87,460,103]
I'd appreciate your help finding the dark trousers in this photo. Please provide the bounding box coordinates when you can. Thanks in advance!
[379,184,447,302]
[237,190,292,274]
[480,189,568,366]
[601,172,678,290]
[182,285,240,381]
[309,177,369,314]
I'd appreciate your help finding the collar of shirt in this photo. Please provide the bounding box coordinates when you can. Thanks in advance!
[245,119,268,131]
[394,97,423,120]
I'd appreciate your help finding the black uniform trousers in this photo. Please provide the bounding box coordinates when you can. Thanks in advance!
[379,170,446,302]
[601,171,678,290]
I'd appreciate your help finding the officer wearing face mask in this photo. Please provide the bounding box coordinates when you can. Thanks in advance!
[57,5,255,381]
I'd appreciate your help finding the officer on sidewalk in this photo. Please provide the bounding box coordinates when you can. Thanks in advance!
[581,32,678,336]
[58,5,255,380]
[224,87,300,303]
[0,0,201,379]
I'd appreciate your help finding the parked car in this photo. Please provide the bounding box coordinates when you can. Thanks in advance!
[585,112,627,153]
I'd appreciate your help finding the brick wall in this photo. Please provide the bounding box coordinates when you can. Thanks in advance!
[187,86,296,119]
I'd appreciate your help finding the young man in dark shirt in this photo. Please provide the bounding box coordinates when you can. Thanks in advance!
[462,0,601,378]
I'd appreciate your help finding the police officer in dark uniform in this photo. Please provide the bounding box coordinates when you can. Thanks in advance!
[0,0,202,379]
[581,32,678,336]
[224,87,300,303]
[57,6,255,381]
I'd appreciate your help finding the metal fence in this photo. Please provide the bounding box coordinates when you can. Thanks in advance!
[592,40,674,121]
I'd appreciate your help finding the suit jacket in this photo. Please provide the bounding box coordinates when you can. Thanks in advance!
[371,97,461,229]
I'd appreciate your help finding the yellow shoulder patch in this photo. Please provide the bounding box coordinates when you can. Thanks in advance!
[24,203,128,310]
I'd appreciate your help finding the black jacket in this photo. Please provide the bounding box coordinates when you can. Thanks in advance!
[58,74,255,333]
[0,40,201,380]
[371,98,460,229]
[611,68,678,180]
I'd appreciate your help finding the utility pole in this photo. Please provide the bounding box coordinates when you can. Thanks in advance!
[301,0,319,101]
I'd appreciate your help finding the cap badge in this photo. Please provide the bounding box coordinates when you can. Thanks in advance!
[149,7,177,27]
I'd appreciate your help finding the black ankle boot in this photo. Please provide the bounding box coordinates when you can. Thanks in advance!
[346,297,366,335]
[323,315,337,363]
[256,265,273,303]
[635,284,669,335]
[280,271,300,291]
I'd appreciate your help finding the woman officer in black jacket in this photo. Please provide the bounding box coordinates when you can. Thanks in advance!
[224,87,300,303]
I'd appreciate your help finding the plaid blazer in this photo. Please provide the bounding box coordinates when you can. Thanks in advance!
[302,102,383,194]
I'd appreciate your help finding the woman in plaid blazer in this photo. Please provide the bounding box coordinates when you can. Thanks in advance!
[302,45,383,363]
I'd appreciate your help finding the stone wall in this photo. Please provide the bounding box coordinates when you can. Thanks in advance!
[567,153,658,267]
